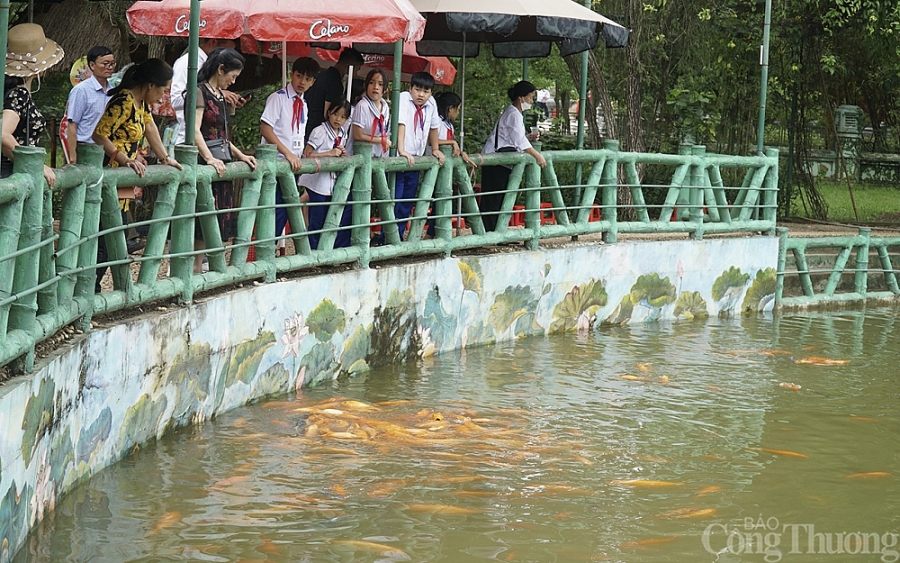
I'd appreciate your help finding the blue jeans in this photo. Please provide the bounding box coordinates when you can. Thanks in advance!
[307,190,352,250]
[275,178,291,240]
[394,170,420,240]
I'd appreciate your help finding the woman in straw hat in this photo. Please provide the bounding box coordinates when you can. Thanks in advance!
[1,23,65,187]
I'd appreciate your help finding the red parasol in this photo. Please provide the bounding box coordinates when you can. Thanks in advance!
[127,0,425,43]
[240,37,456,86]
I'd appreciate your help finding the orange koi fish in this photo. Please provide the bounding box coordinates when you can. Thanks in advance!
[407,503,482,515]
[752,447,808,458]
[695,485,722,496]
[637,362,653,372]
[620,536,678,548]
[149,511,181,535]
[659,507,717,519]
[844,472,891,479]
[760,349,792,356]
[610,479,682,488]
[619,375,649,381]
[332,540,410,559]
[850,416,877,422]
[779,382,802,391]
[208,475,250,490]
[793,356,850,366]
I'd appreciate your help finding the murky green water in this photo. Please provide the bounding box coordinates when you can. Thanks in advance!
[15,308,900,563]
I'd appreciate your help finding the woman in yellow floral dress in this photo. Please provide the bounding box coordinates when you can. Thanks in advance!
[92,58,182,176]
[91,59,183,291]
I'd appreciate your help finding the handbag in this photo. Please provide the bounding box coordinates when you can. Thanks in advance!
[206,138,232,162]
[201,84,233,163]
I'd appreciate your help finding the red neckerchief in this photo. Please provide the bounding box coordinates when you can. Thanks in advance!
[292,95,305,134]
[363,96,389,153]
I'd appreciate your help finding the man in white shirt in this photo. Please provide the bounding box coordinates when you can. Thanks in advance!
[170,38,245,145]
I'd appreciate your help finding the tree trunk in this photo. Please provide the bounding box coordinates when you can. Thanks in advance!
[624,0,645,156]
[147,36,167,60]
[563,49,633,214]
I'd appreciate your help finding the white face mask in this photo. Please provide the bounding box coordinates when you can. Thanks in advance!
[520,101,532,111]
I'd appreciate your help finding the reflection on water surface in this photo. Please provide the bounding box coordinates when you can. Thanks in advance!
[16,308,900,562]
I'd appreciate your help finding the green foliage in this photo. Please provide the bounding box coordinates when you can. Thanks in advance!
[368,289,418,368]
[712,266,751,301]
[742,267,777,314]
[422,286,457,352]
[629,273,677,309]
[0,480,30,557]
[550,279,609,333]
[116,393,168,453]
[21,378,56,467]
[789,181,900,222]
[253,364,291,398]
[299,341,340,386]
[674,291,709,319]
[76,408,112,465]
[486,281,546,338]
[307,298,346,341]
[458,260,484,300]
[217,332,277,405]
[230,82,282,150]
[340,325,372,375]
[165,342,213,423]
[602,295,634,326]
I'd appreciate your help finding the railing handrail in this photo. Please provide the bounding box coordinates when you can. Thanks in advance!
[0,141,778,372]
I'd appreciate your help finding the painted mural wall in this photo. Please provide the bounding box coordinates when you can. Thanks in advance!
[0,237,778,561]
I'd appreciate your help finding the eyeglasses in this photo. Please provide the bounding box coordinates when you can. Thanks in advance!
[93,61,116,69]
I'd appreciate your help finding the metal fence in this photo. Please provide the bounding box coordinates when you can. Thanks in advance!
[776,227,900,308]
[0,141,778,372]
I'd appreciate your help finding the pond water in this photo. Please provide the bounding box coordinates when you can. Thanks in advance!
[14,307,900,563]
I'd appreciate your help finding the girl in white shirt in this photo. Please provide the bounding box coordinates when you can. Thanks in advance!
[480,81,546,232]
[301,100,351,249]
[350,69,391,157]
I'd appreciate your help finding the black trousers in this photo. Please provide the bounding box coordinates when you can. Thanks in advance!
[479,165,512,232]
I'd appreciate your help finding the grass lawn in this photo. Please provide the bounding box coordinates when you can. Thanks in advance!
[788,180,900,222]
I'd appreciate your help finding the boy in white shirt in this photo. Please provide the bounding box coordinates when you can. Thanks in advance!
[260,57,321,241]
[393,72,444,241]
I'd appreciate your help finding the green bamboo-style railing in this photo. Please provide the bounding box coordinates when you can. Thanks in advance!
[776,227,900,308]
[0,141,779,372]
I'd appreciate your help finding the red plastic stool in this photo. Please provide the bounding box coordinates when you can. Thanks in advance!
[589,204,602,222]
[540,202,556,225]
[510,205,526,227]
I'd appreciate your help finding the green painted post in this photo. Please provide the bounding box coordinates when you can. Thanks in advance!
[762,148,779,232]
[756,0,772,155]
[99,175,131,293]
[195,173,226,273]
[524,149,542,251]
[0,0,9,126]
[56,149,91,306]
[37,187,57,315]
[350,148,372,268]
[601,139,619,243]
[390,40,403,155]
[74,144,104,331]
[775,226,788,308]
[689,145,705,240]
[575,47,589,202]
[184,0,201,145]
[8,146,45,372]
[256,152,278,281]
[171,144,199,303]
[854,227,870,296]
[434,146,454,249]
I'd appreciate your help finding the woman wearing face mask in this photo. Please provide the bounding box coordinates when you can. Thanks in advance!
[480,80,546,232]
[1,23,65,187]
